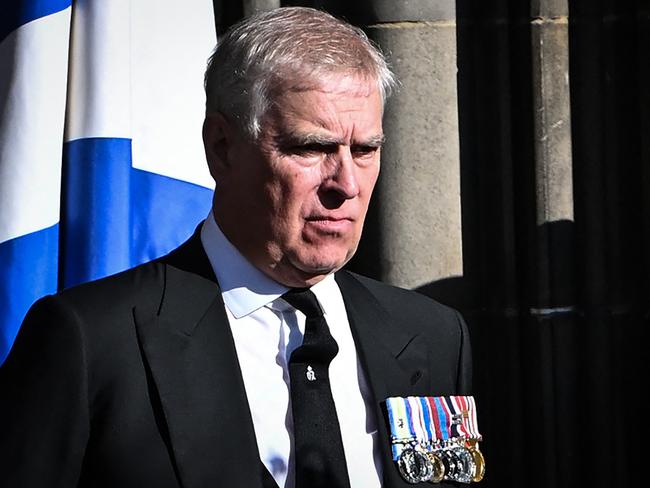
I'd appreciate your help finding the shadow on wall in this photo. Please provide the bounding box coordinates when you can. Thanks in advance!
[413,220,646,488]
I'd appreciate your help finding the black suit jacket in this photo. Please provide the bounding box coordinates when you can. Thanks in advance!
[0,231,472,487]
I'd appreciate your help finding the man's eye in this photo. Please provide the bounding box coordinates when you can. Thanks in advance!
[289,143,336,156]
[351,146,378,158]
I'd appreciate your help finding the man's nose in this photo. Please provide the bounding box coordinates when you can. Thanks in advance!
[327,147,360,199]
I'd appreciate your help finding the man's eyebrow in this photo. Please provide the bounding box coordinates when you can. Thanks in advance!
[357,134,386,147]
[276,132,385,147]
[275,132,343,147]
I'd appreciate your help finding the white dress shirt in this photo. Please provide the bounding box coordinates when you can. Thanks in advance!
[200,212,383,488]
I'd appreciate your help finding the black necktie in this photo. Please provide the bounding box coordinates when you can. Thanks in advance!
[282,289,351,488]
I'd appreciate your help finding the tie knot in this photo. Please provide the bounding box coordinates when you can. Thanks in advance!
[282,288,323,319]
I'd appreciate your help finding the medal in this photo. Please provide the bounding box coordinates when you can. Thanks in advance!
[387,398,435,483]
[449,444,476,483]
[386,395,485,484]
[418,397,445,483]
[408,396,445,483]
[397,446,435,484]
[440,397,478,482]
[425,450,445,483]
[467,438,486,482]
[439,446,458,480]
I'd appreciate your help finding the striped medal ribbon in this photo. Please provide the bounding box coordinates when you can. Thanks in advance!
[386,397,435,483]
[410,397,445,482]
[386,396,486,483]
[453,395,486,482]
[436,395,487,483]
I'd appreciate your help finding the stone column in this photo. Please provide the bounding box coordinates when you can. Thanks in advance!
[528,3,575,487]
[243,0,280,16]
[530,0,574,306]
[358,0,463,290]
[532,0,573,227]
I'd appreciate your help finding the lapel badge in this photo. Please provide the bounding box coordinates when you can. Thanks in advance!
[385,395,485,484]
[306,365,316,381]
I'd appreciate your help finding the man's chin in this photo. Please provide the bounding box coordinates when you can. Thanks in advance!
[278,253,350,287]
[298,249,354,274]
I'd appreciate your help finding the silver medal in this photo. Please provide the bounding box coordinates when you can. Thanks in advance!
[397,447,435,484]
[449,445,476,483]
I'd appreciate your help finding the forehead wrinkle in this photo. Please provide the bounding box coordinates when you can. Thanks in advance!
[269,86,384,147]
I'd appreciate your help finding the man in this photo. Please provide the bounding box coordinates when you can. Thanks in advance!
[0,7,472,488]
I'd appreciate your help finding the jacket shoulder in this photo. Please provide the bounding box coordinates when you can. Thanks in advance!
[55,260,166,317]
[344,271,462,323]
[339,270,473,393]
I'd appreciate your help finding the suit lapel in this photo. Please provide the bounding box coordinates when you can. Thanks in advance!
[335,271,431,488]
[134,231,267,488]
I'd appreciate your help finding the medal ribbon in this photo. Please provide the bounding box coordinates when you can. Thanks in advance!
[442,397,462,439]
[386,396,482,460]
[432,396,451,442]
[449,396,470,439]
[426,397,444,446]
[419,397,436,445]
[459,396,474,438]
[408,396,434,449]
[403,397,421,445]
[466,395,482,440]
[386,397,414,460]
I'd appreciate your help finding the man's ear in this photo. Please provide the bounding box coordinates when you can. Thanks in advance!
[203,112,235,181]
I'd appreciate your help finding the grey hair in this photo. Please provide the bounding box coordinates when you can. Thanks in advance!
[204,7,397,139]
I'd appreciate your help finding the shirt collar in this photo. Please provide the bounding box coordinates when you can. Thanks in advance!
[309,273,340,317]
[200,211,288,319]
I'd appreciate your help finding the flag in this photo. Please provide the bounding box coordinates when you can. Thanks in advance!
[0,0,216,364]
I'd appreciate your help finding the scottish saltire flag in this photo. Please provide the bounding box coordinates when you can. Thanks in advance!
[0,0,217,364]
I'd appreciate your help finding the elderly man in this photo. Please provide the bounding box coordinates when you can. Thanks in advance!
[0,7,472,488]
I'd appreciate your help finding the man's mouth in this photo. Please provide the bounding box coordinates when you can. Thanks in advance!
[305,216,354,233]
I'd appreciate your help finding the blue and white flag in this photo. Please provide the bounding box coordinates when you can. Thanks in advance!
[0,0,216,364]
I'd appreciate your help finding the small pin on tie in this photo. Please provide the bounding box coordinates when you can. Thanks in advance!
[306,365,316,381]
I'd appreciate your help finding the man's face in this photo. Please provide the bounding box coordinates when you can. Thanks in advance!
[205,75,383,287]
